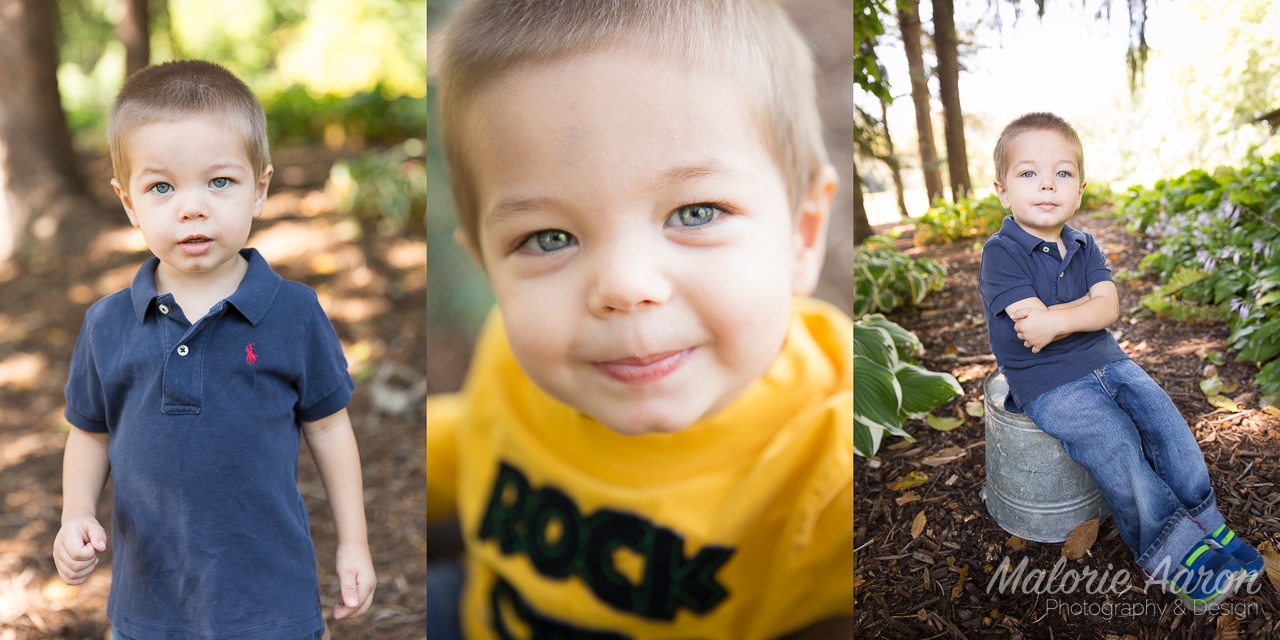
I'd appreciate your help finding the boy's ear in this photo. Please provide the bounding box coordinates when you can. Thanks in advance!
[994,180,1010,208]
[251,165,274,219]
[111,178,141,228]
[791,164,838,296]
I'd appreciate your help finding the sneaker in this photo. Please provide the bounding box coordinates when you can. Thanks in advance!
[1203,524,1264,579]
[1167,543,1247,610]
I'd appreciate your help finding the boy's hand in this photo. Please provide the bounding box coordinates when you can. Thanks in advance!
[1011,307,1067,353]
[53,516,107,585]
[333,542,375,620]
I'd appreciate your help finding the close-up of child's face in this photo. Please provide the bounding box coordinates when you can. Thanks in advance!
[465,50,818,435]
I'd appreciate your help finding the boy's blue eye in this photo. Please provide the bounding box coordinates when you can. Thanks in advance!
[210,177,230,188]
[149,183,173,195]
[523,229,575,253]
[667,203,721,227]
[1019,171,1034,178]
[1057,171,1071,178]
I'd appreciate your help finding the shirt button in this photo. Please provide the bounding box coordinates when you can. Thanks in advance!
[1060,272,1065,277]
[159,304,169,315]
[1042,246,1050,253]
[177,345,189,356]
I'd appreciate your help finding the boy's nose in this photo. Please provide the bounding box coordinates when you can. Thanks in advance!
[178,195,208,221]
[587,245,673,316]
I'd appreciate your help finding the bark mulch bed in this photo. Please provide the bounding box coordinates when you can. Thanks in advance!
[854,209,1280,639]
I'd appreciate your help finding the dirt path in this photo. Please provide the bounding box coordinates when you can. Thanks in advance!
[854,210,1280,639]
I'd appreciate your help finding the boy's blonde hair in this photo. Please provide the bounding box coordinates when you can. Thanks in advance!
[993,112,1085,185]
[435,0,828,253]
[108,60,270,189]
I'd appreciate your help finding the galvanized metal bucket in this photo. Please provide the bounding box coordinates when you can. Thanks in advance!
[980,372,1109,543]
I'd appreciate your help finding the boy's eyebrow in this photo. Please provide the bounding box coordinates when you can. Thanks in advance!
[136,162,248,176]
[485,160,741,226]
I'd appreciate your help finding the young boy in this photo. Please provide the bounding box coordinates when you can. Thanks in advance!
[426,0,852,638]
[52,60,375,639]
[978,112,1264,609]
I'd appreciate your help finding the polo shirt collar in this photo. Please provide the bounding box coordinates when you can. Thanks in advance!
[998,215,1088,255]
[129,248,282,325]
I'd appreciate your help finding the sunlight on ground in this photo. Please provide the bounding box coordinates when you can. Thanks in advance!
[385,239,426,270]
[0,353,46,391]
[86,227,149,264]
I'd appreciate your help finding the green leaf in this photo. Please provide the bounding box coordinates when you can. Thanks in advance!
[896,364,963,419]
[853,355,906,437]
[860,315,923,362]
[1201,375,1223,397]
[854,421,883,458]
[926,414,965,431]
[853,324,897,369]
[965,401,985,417]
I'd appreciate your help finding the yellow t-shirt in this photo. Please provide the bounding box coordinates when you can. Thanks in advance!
[426,297,853,640]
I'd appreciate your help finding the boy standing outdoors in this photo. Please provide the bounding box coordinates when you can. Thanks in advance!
[427,0,852,638]
[51,61,375,639]
[978,112,1264,609]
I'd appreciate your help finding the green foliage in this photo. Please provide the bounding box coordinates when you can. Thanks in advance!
[327,138,425,234]
[853,236,947,318]
[854,315,963,458]
[264,84,427,146]
[1080,181,1116,211]
[1119,154,1280,391]
[854,0,892,103]
[913,194,1006,246]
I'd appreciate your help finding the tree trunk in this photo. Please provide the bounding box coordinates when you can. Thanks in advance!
[0,0,95,264]
[880,98,908,221]
[116,0,150,78]
[898,0,944,208]
[932,0,971,201]
[854,154,873,245]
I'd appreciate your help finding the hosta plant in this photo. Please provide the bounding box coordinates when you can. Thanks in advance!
[853,236,947,318]
[854,314,963,458]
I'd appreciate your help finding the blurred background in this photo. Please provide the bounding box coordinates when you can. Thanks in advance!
[0,0,426,637]
[425,0,855,395]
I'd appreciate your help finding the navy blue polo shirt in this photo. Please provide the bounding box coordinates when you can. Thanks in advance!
[978,216,1128,411]
[64,248,353,640]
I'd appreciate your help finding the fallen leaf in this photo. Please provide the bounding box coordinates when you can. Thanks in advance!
[1207,395,1240,412]
[920,446,967,467]
[952,564,968,599]
[1062,518,1100,560]
[943,345,959,357]
[1260,542,1280,593]
[890,471,929,491]
[1201,375,1223,397]
[853,574,864,590]
[965,400,985,417]
[1007,535,1027,551]
[1265,405,1280,419]
[1213,611,1240,640]
[1195,345,1209,360]
[887,441,914,450]
[895,492,921,506]
[1203,364,1218,378]
[1233,391,1253,406]
[911,511,927,539]
[927,413,965,431]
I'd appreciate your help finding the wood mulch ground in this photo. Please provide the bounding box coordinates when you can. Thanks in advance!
[0,145,425,639]
[854,208,1280,639]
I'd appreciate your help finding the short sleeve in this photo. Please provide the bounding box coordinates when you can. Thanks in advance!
[294,300,354,422]
[979,241,1038,317]
[64,316,108,433]
[1083,235,1114,288]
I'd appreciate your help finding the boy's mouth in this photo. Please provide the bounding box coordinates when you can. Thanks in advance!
[179,235,214,255]
[593,348,692,385]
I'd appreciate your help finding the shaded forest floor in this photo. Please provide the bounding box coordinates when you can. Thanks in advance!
[854,209,1280,639]
[0,146,426,639]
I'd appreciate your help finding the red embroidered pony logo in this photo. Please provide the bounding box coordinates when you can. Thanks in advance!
[246,343,258,365]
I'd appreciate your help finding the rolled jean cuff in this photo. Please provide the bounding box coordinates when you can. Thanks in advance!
[1188,490,1225,533]
[1139,509,1208,580]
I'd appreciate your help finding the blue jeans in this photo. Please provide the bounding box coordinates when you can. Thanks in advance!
[427,561,465,640]
[1023,359,1225,580]
[113,631,318,640]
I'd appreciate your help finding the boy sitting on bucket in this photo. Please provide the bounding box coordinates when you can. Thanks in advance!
[978,112,1262,610]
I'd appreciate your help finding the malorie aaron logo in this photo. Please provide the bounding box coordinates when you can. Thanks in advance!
[985,554,1262,614]
[246,343,258,365]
